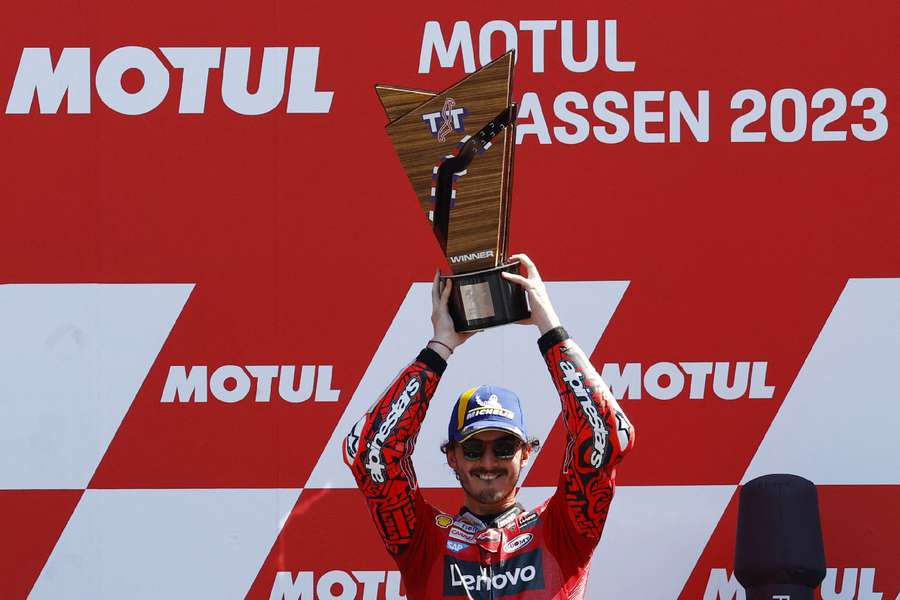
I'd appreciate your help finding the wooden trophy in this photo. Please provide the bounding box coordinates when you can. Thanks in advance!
[376,51,529,331]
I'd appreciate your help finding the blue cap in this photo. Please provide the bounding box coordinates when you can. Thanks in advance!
[448,385,528,443]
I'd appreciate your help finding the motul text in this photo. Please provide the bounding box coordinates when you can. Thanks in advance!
[269,570,406,600]
[418,20,635,74]
[160,365,340,403]
[600,361,775,400]
[6,47,333,115]
[703,567,892,600]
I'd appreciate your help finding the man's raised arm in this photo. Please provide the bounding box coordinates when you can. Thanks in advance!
[343,346,444,554]
[541,327,634,539]
[502,253,636,540]
[343,271,474,554]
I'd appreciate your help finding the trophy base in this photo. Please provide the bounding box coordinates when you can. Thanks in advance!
[443,262,531,332]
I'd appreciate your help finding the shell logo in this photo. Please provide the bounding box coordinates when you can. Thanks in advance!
[435,514,454,528]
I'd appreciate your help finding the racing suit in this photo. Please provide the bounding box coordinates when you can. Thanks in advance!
[344,326,635,600]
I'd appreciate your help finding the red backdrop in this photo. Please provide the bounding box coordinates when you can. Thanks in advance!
[0,1,897,598]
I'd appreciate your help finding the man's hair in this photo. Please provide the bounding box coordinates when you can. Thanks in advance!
[440,437,541,455]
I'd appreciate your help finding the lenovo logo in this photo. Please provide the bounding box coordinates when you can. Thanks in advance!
[444,550,544,598]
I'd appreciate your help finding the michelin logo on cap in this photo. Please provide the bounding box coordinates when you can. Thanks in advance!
[451,385,528,443]
[467,393,515,419]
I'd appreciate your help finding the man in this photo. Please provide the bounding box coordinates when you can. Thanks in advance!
[344,254,635,599]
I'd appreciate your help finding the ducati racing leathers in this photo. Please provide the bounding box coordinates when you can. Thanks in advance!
[344,327,635,600]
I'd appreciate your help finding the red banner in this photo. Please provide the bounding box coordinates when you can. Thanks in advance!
[1,1,897,598]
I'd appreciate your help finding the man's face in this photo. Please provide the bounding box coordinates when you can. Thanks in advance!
[447,430,530,512]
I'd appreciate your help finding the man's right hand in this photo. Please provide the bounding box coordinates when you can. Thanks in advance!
[429,270,476,359]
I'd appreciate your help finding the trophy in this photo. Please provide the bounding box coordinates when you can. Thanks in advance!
[376,51,530,332]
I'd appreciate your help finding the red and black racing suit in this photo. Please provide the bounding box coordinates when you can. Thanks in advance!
[343,327,635,600]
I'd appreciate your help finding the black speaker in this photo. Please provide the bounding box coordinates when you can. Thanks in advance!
[734,474,826,600]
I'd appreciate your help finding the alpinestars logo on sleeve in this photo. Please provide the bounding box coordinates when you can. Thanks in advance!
[365,378,420,482]
[559,360,609,468]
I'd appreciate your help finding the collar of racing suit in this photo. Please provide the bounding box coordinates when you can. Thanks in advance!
[458,503,526,530]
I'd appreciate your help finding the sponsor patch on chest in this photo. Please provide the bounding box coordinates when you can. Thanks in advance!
[436,514,454,528]
[502,533,534,553]
[449,527,476,544]
[518,511,540,530]
[452,519,481,534]
[443,550,545,598]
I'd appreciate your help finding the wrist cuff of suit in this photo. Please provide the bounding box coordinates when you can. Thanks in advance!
[538,326,569,355]
[417,347,447,376]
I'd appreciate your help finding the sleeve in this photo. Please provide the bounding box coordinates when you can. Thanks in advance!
[539,326,636,541]
[342,347,446,555]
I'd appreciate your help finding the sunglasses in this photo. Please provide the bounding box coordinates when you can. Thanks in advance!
[460,437,522,461]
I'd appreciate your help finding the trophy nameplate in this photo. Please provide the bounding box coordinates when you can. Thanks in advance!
[377,51,530,331]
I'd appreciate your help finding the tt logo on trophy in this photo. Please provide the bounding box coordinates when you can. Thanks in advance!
[376,51,530,331]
